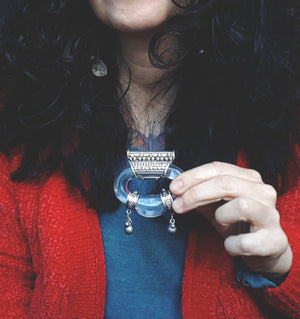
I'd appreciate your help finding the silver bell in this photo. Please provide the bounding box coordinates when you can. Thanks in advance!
[168,223,177,234]
[124,222,133,235]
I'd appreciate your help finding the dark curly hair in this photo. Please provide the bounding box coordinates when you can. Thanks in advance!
[0,0,299,212]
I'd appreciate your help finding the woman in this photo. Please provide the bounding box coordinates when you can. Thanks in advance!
[0,0,299,318]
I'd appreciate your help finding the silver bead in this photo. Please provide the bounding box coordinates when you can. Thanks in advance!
[168,223,177,234]
[124,223,133,235]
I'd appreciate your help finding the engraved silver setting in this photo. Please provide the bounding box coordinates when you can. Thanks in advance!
[160,188,177,234]
[124,191,140,235]
[125,191,140,211]
[127,150,175,179]
[160,188,174,211]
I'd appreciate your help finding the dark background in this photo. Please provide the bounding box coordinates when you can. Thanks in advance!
[0,0,10,16]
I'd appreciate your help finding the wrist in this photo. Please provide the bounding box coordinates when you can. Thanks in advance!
[266,245,293,275]
[243,244,293,275]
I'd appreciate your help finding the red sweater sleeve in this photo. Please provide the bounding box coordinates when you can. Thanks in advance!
[0,154,34,318]
[254,146,300,318]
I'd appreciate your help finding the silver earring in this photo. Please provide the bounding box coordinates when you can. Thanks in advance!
[124,191,140,235]
[91,56,108,77]
[160,188,177,234]
[168,212,177,234]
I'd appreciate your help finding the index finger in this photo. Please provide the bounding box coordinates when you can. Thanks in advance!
[170,161,263,196]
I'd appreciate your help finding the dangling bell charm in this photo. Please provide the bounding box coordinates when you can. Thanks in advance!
[160,188,177,234]
[124,221,134,235]
[124,191,140,235]
[168,221,177,234]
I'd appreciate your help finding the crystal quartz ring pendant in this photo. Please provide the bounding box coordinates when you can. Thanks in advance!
[114,151,183,218]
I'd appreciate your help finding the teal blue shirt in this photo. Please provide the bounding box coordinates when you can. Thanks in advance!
[99,132,280,319]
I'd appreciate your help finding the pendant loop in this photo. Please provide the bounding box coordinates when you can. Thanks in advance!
[160,188,174,211]
[125,191,140,210]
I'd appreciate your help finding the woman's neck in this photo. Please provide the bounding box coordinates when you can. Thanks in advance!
[117,31,177,136]
[118,31,167,87]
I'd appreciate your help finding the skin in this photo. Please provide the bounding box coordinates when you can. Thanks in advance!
[89,0,182,32]
[170,162,293,275]
[90,0,182,135]
[89,0,293,276]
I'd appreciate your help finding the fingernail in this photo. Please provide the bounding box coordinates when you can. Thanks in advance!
[170,180,183,192]
[173,197,184,212]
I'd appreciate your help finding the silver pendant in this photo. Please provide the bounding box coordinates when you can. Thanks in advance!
[114,151,183,235]
[124,191,140,235]
[161,188,177,234]
[124,217,134,235]
[114,151,182,218]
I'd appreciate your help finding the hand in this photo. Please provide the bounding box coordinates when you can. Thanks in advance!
[170,161,293,275]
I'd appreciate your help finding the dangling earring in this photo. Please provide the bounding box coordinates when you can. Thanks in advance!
[91,56,108,77]
[124,191,140,235]
[168,211,177,234]
[160,188,177,234]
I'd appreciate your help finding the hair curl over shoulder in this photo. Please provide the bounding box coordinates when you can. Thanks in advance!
[0,0,299,211]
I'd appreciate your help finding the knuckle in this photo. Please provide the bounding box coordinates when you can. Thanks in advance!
[189,187,200,202]
[217,175,233,193]
[268,231,288,255]
[264,184,277,201]
[270,209,280,225]
[212,161,224,175]
[248,169,262,182]
[236,198,251,219]
[239,237,256,255]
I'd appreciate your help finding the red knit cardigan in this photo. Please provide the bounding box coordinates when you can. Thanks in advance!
[0,147,299,319]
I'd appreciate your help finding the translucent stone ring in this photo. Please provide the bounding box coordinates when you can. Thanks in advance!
[114,151,183,218]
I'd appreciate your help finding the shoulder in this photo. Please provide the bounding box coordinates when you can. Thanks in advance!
[0,147,78,238]
[0,147,36,221]
[0,145,82,200]
[0,147,23,189]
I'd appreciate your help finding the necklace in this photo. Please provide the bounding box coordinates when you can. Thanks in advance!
[114,150,183,235]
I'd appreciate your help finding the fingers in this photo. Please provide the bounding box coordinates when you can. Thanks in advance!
[170,161,263,196]
[224,229,289,258]
[169,162,292,274]
[172,175,277,214]
[214,197,280,230]
[170,161,272,214]
[213,198,289,270]
[169,162,292,275]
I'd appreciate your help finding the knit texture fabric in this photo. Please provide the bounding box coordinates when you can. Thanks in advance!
[0,146,299,318]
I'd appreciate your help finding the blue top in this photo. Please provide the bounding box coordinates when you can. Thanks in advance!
[98,131,280,319]
[99,189,191,319]
[99,132,191,318]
